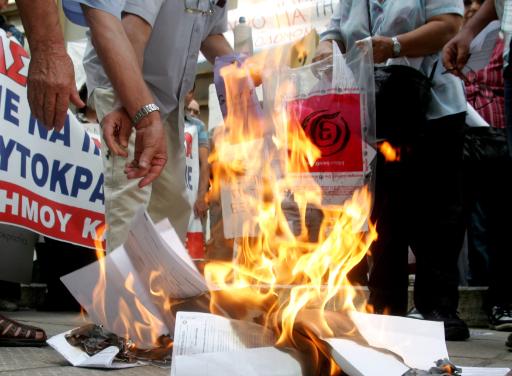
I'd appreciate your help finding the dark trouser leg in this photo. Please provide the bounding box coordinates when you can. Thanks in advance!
[467,199,492,285]
[411,113,466,314]
[0,281,20,301]
[504,74,512,158]
[485,159,512,309]
[368,155,409,316]
[465,161,491,286]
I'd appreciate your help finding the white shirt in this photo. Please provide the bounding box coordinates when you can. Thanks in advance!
[322,0,467,120]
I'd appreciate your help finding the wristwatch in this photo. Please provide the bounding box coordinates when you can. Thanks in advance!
[132,104,160,127]
[391,37,401,58]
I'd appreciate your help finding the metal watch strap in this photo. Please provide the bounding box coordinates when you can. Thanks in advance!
[391,37,401,58]
[132,104,160,126]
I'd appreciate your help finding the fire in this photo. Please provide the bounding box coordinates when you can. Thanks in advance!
[90,226,170,348]
[378,141,400,162]
[205,47,377,374]
[85,36,376,372]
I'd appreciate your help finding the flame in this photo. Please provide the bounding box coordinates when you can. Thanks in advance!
[205,46,377,374]
[91,226,170,348]
[87,35,376,370]
[378,141,400,162]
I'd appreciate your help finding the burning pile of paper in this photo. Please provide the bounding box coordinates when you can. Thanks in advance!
[48,37,511,376]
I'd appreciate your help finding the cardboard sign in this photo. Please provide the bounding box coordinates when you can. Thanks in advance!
[0,31,105,249]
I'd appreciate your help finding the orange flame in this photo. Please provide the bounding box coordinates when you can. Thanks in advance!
[205,46,377,373]
[378,141,400,162]
[91,226,170,348]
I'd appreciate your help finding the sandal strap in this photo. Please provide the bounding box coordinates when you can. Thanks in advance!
[0,315,46,340]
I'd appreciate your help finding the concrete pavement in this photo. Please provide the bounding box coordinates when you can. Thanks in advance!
[0,311,510,375]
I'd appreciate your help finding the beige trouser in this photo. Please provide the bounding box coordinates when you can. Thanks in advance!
[92,88,191,252]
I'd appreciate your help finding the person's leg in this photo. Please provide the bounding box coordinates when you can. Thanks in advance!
[368,155,409,316]
[486,158,512,330]
[0,281,20,311]
[410,113,467,339]
[504,72,512,159]
[467,191,491,286]
[148,109,191,243]
[92,88,152,252]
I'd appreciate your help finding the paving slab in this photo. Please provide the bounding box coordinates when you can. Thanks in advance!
[0,311,510,375]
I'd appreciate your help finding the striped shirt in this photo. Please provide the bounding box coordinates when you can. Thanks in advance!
[465,38,506,128]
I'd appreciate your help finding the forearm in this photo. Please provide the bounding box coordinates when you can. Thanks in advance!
[398,15,463,57]
[83,7,153,118]
[201,34,233,64]
[197,148,210,197]
[16,0,65,54]
[460,0,498,39]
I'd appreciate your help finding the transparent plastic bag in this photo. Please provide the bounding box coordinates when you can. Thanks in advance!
[263,40,377,208]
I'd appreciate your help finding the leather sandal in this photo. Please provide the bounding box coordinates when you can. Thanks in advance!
[0,314,47,347]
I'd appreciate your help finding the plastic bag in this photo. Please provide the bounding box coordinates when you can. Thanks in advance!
[265,40,377,207]
[213,40,377,239]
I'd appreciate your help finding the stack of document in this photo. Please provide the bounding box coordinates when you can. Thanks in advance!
[170,312,511,376]
[60,208,208,348]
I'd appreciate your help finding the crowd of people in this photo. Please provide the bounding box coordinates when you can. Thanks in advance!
[0,0,511,352]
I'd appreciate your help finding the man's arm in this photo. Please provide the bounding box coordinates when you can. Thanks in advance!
[201,34,233,64]
[84,8,153,119]
[443,0,498,74]
[355,14,462,64]
[194,146,210,219]
[15,0,84,131]
[83,8,166,187]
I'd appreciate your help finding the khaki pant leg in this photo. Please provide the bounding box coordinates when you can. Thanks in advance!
[147,110,191,243]
[92,87,151,252]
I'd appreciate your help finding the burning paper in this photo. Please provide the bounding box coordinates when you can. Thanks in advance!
[47,329,140,369]
[61,210,207,348]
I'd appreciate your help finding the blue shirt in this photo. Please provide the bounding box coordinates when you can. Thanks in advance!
[62,0,124,26]
[322,0,466,120]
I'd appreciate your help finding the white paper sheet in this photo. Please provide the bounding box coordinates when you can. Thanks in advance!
[326,338,410,376]
[61,212,206,347]
[171,312,277,376]
[466,103,491,128]
[349,312,449,371]
[155,218,199,272]
[219,138,267,239]
[461,367,511,376]
[47,331,139,369]
[464,21,501,73]
[61,246,169,348]
[173,347,302,376]
[124,208,208,302]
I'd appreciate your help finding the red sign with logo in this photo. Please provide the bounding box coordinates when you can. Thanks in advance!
[288,93,363,173]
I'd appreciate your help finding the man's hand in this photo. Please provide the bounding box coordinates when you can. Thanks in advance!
[362,36,393,64]
[442,32,473,79]
[124,113,167,188]
[313,40,334,63]
[101,108,132,158]
[194,197,209,219]
[27,48,84,131]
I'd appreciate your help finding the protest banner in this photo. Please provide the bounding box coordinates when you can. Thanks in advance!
[184,122,205,259]
[227,0,335,52]
[0,31,105,249]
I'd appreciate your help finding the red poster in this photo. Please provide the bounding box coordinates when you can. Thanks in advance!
[288,93,363,173]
